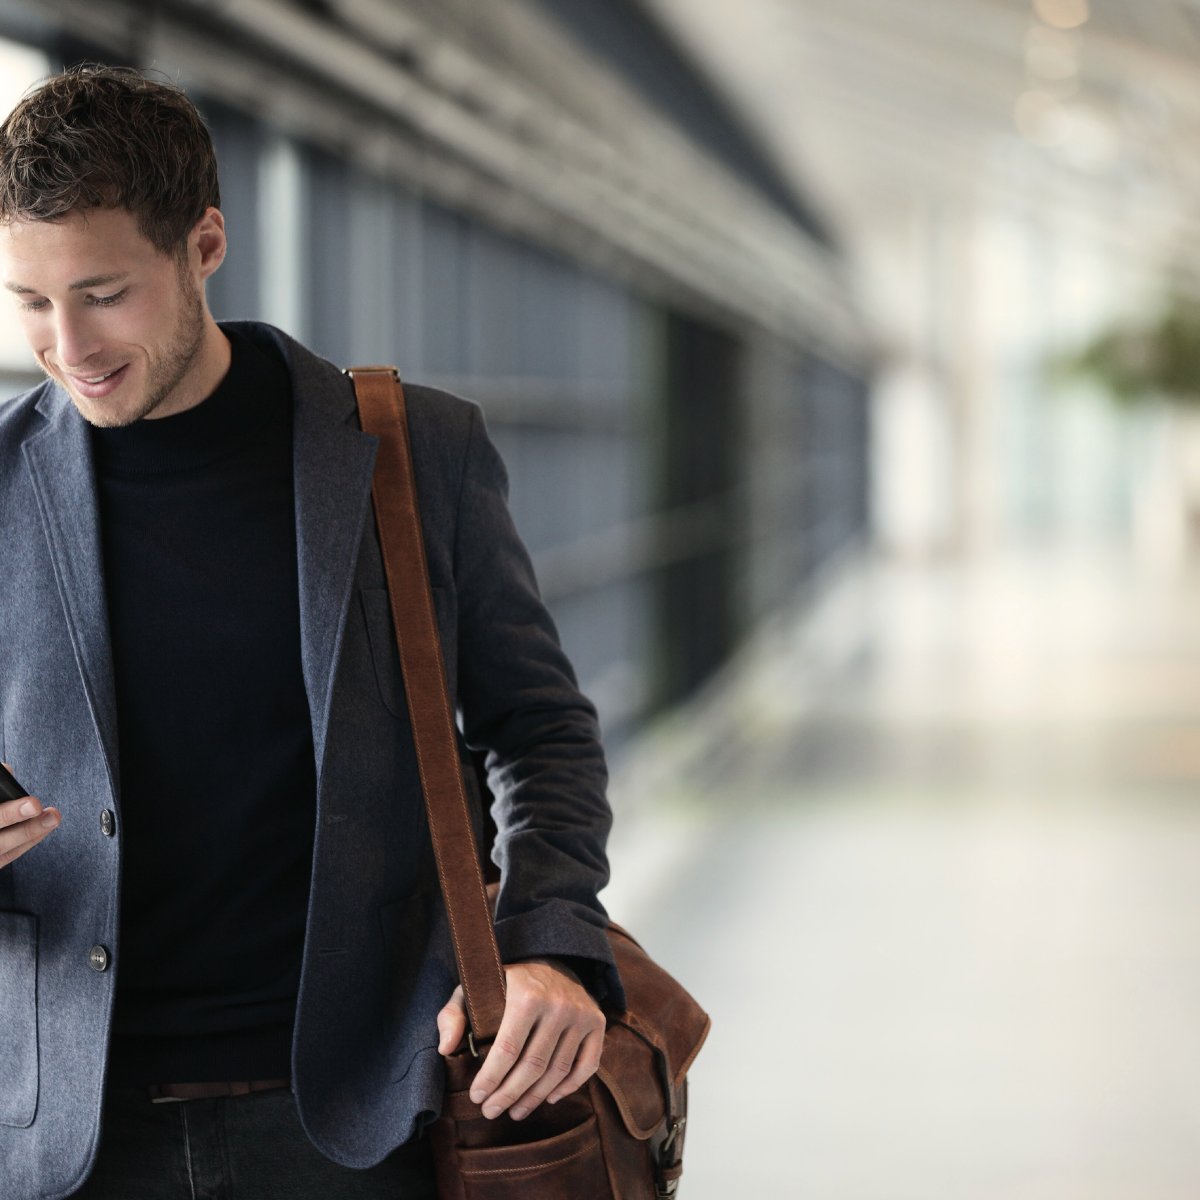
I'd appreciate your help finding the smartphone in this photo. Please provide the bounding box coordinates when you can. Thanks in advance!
[0,763,27,802]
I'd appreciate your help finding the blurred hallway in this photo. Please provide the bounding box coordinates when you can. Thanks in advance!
[4,5,1200,1198]
[606,548,1200,1199]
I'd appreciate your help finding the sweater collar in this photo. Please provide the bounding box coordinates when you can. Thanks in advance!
[90,325,291,475]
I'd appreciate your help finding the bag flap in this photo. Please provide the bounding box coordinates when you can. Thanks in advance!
[594,922,711,1138]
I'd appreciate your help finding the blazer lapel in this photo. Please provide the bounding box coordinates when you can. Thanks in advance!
[288,352,379,780]
[21,386,120,791]
[18,338,380,803]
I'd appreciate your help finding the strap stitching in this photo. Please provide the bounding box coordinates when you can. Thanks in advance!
[460,1139,596,1178]
[355,370,506,1036]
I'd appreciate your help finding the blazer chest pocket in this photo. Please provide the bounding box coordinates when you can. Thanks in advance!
[360,586,457,719]
[0,910,39,1127]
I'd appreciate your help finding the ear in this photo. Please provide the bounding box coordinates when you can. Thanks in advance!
[189,207,227,282]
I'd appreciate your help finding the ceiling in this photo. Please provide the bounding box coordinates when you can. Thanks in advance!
[2,0,868,360]
[642,0,1200,287]
[10,0,1195,359]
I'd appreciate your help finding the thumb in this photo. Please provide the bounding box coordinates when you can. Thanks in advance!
[437,985,467,1056]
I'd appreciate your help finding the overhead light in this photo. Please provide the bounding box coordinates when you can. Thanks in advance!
[1014,90,1118,169]
[1025,25,1077,53]
[1027,43,1078,79]
[1015,89,1065,146]
[1032,0,1089,30]
[1055,105,1119,170]
[1025,28,1079,79]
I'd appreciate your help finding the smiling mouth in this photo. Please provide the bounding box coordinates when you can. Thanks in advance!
[61,363,131,399]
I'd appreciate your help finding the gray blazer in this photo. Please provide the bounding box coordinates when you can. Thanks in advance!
[0,322,617,1200]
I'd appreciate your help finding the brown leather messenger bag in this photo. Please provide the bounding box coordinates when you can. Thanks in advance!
[348,365,710,1199]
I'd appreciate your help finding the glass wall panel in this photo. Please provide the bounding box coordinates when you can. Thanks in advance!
[0,39,48,376]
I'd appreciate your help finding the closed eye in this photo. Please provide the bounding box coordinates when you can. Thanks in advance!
[16,289,127,312]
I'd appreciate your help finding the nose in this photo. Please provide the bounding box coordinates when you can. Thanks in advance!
[52,310,104,371]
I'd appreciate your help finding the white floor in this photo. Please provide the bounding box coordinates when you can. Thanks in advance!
[603,548,1200,1200]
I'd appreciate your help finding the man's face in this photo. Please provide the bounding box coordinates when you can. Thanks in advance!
[0,206,226,427]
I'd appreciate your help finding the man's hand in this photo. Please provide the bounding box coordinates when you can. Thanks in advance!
[0,769,60,870]
[437,958,605,1121]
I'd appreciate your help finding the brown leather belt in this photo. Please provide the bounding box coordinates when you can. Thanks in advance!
[147,1079,290,1104]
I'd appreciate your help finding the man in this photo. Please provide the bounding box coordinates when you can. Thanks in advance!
[0,65,619,1199]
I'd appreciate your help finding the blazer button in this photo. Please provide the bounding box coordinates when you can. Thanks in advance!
[88,945,110,972]
[100,810,116,837]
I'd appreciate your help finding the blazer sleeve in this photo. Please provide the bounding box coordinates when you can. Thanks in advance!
[450,404,624,1009]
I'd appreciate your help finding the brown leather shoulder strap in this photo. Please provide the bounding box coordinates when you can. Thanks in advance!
[347,366,507,1042]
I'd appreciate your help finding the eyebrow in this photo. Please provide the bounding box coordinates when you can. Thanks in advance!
[4,272,128,295]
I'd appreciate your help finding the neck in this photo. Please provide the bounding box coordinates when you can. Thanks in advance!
[145,314,232,421]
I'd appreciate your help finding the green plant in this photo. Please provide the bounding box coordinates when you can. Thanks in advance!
[1061,295,1200,406]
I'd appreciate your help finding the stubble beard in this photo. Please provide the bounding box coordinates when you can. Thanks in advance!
[73,271,208,429]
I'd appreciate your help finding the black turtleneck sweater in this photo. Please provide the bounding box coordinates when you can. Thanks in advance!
[93,327,317,1084]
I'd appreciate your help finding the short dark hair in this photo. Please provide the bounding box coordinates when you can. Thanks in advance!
[0,63,220,255]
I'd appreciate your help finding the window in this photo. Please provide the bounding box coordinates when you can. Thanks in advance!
[0,40,50,376]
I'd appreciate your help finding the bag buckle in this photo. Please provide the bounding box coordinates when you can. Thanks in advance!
[342,365,399,379]
[661,1116,685,1159]
[654,1117,686,1196]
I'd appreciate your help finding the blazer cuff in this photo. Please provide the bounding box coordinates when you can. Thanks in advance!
[494,908,626,1011]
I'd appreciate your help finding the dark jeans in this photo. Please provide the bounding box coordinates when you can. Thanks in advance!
[70,1086,437,1199]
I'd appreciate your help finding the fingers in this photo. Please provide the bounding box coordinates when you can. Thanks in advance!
[506,1025,587,1121]
[544,1026,605,1105]
[465,960,605,1121]
[469,1001,538,1118]
[477,1020,561,1121]
[0,793,60,871]
[437,986,468,1056]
